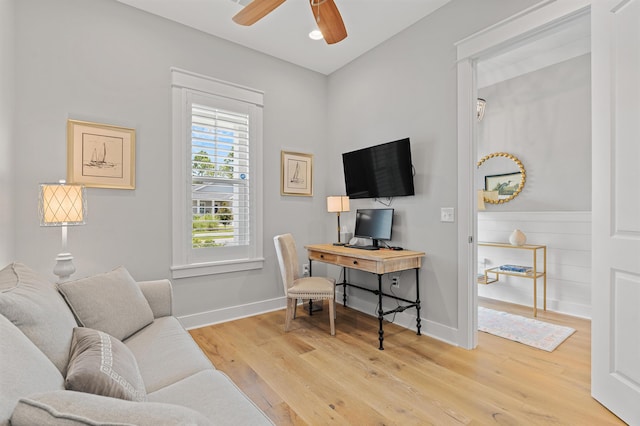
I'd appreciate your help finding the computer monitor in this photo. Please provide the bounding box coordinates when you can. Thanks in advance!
[354,208,394,248]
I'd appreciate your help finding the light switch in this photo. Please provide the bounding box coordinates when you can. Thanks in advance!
[441,207,455,223]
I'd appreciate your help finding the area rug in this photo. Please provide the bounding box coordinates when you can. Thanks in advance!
[478,307,576,352]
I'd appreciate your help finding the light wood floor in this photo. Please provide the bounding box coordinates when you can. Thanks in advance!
[190,298,624,425]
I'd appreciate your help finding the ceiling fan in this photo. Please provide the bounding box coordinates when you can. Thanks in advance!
[232,0,347,45]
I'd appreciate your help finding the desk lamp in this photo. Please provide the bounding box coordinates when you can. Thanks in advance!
[326,195,350,245]
[39,180,87,282]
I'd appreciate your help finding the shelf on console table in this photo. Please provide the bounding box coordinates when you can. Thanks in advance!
[477,242,547,316]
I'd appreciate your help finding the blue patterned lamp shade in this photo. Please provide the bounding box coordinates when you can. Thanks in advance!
[39,181,86,227]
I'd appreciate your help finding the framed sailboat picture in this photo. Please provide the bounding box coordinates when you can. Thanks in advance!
[67,119,136,189]
[281,151,313,196]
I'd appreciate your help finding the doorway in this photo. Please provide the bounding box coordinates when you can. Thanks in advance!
[454,2,592,350]
[475,13,591,323]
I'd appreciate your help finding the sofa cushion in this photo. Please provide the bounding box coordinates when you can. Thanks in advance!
[0,262,77,374]
[11,391,213,426]
[124,316,213,393]
[65,327,147,402]
[138,279,173,318]
[148,370,273,425]
[57,266,154,341]
[0,313,65,426]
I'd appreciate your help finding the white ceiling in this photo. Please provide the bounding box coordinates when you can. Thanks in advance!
[477,12,590,88]
[116,0,451,75]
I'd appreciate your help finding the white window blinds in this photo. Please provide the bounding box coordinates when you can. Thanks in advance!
[191,104,250,248]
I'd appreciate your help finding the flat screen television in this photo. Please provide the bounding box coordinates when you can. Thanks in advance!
[342,138,415,199]
[353,208,394,248]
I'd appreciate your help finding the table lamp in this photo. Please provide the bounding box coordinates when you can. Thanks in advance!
[327,195,350,245]
[39,180,87,282]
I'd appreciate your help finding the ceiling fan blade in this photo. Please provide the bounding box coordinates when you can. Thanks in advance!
[232,0,287,26]
[310,0,347,44]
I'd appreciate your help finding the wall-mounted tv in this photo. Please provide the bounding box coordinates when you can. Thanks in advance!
[342,138,415,199]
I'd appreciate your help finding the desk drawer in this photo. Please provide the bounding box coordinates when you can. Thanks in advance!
[336,256,377,273]
[309,251,337,263]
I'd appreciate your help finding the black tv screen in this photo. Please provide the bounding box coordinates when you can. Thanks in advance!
[342,138,415,199]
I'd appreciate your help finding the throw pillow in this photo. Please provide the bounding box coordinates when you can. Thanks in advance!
[0,262,78,374]
[0,313,65,425]
[57,266,154,341]
[65,327,147,402]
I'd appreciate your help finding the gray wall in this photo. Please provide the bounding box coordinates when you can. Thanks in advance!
[0,0,14,265]
[478,54,592,211]
[326,0,539,330]
[7,0,542,338]
[11,0,329,317]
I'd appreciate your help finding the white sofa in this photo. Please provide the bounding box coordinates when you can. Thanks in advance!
[0,263,272,425]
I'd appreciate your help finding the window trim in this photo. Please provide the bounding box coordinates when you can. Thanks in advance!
[170,68,264,278]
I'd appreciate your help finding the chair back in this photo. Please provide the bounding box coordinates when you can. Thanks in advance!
[273,233,300,292]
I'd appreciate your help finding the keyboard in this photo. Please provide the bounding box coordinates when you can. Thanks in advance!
[346,245,380,251]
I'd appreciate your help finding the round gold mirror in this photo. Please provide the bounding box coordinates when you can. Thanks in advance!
[477,152,526,204]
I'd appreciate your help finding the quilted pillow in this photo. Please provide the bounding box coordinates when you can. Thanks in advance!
[57,266,154,341]
[65,327,147,402]
[0,263,77,374]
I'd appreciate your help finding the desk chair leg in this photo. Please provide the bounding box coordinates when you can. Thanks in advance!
[293,298,297,319]
[285,298,296,332]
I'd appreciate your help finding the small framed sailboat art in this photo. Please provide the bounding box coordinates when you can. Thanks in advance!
[281,150,313,196]
[67,119,135,189]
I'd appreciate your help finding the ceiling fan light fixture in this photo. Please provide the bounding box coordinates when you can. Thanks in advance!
[233,0,346,44]
[309,29,324,40]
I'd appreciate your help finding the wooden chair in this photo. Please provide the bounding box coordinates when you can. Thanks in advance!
[273,233,336,335]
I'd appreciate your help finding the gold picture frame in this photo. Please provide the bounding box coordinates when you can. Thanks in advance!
[281,151,313,196]
[67,119,136,189]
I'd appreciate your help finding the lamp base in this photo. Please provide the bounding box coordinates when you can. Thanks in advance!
[53,252,75,283]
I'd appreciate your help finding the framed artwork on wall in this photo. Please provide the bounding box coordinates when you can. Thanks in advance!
[281,151,313,196]
[484,172,521,199]
[67,119,136,189]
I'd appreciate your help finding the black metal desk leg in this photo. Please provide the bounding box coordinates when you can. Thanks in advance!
[377,274,384,350]
[308,260,313,316]
[415,268,421,335]
[342,267,348,306]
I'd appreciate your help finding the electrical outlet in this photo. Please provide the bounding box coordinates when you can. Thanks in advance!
[302,264,309,277]
[440,207,455,223]
[391,276,399,288]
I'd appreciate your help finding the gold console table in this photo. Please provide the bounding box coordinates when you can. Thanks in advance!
[478,242,547,317]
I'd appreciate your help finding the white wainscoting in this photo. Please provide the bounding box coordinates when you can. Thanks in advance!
[477,211,591,318]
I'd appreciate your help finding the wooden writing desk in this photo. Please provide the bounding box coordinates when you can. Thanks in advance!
[305,244,425,350]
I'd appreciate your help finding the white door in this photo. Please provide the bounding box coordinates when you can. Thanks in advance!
[591,0,640,423]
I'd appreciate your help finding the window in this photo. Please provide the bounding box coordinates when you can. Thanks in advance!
[171,69,264,278]
[191,104,249,248]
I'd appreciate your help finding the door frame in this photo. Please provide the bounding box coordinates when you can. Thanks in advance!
[455,0,591,349]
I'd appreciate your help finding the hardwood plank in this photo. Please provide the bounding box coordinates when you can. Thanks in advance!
[190,299,624,425]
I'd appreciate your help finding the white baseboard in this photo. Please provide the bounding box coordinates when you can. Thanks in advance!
[178,296,286,330]
[335,290,460,347]
[177,291,460,347]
